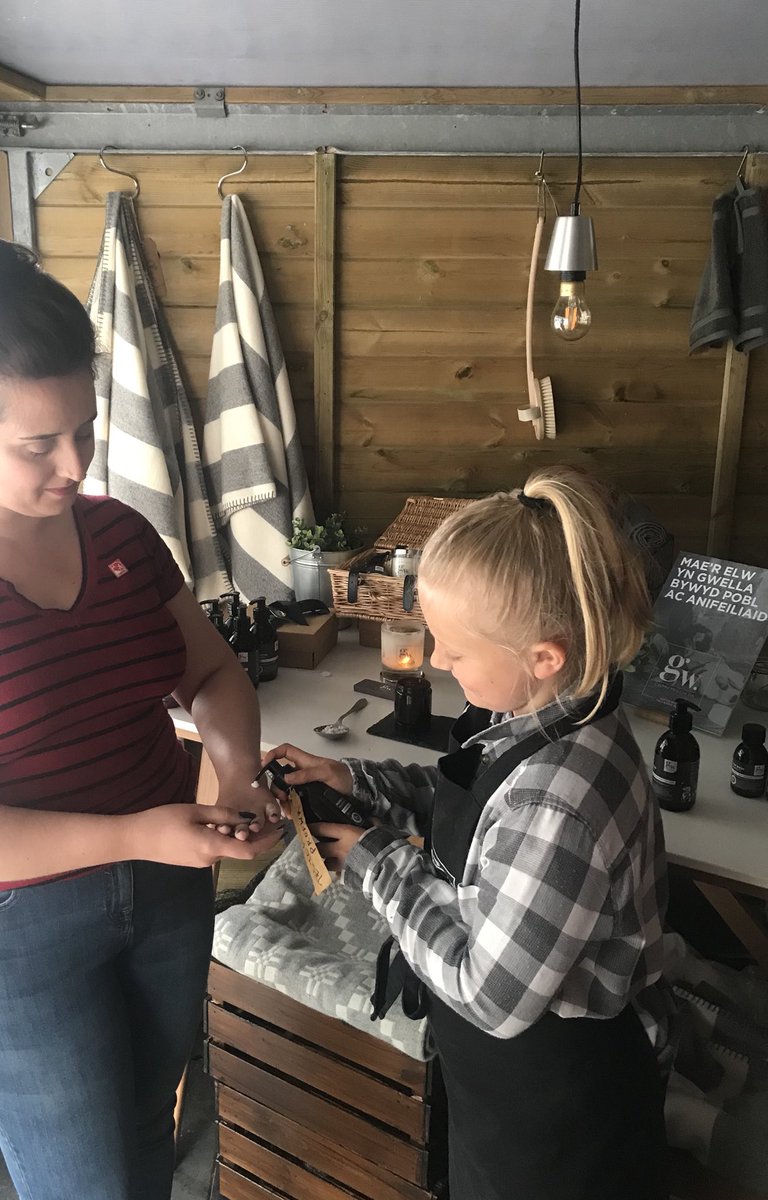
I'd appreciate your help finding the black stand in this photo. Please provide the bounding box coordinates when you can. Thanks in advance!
[366,711,454,753]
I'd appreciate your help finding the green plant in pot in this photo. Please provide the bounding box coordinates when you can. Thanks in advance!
[287,514,366,604]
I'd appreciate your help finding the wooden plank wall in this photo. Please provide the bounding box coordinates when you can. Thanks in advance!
[32,151,768,563]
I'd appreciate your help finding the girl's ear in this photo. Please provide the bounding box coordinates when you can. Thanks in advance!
[530,641,567,681]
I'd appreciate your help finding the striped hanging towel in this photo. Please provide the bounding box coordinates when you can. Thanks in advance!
[203,193,314,602]
[84,190,231,600]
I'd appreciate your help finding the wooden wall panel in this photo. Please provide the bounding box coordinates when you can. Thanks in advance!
[31,149,768,566]
[336,154,753,557]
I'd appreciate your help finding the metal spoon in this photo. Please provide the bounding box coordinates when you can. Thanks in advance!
[314,697,368,740]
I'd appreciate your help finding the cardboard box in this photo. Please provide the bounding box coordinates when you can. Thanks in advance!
[276,612,338,670]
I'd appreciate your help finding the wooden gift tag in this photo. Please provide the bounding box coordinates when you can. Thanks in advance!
[287,787,333,895]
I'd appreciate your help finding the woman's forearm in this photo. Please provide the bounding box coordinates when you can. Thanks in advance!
[183,659,262,792]
[0,805,133,880]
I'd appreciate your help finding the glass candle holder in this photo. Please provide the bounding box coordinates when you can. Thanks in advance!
[380,619,426,682]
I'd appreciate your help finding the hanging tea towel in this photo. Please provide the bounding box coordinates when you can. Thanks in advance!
[84,191,231,599]
[203,194,314,601]
[690,180,768,354]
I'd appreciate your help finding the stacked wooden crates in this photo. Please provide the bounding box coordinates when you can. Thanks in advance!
[206,960,448,1200]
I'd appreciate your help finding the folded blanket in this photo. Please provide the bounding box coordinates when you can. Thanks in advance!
[213,837,431,1061]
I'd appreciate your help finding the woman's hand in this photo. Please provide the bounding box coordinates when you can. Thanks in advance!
[212,780,283,837]
[126,803,285,869]
[260,744,354,797]
[311,821,367,873]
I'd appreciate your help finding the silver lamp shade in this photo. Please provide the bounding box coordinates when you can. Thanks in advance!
[544,214,598,274]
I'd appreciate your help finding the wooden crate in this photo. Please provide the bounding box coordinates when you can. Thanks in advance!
[327,495,473,623]
[206,960,447,1200]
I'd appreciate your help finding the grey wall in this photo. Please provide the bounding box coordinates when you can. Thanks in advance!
[1,0,768,88]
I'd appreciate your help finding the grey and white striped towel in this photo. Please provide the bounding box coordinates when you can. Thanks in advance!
[203,194,313,602]
[84,191,231,599]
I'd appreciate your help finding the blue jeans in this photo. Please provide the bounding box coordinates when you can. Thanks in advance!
[0,861,214,1200]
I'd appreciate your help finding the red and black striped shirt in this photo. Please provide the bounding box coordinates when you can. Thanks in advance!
[0,495,194,887]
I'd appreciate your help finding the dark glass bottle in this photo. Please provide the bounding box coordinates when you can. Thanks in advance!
[220,591,240,641]
[229,601,260,689]
[250,596,279,681]
[209,598,227,638]
[652,698,701,812]
[731,723,768,798]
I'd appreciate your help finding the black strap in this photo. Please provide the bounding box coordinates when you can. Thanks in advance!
[371,937,429,1020]
[402,573,417,612]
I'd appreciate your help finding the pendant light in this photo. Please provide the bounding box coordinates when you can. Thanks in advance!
[545,0,597,341]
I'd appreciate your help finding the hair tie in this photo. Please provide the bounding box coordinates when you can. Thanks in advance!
[518,490,554,513]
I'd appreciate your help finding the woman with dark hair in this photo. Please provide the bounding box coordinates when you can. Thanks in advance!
[0,242,283,1200]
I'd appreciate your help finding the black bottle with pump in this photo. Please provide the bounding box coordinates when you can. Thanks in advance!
[651,699,701,812]
[229,601,260,690]
[250,597,279,682]
[209,598,227,638]
[730,723,768,798]
[220,591,240,641]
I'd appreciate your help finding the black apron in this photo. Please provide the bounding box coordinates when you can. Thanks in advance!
[372,678,668,1200]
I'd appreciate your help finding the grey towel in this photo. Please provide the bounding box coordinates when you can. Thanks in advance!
[203,195,314,602]
[85,192,231,599]
[690,180,768,354]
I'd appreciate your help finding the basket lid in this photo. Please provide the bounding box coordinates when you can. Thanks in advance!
[373,495,474,552]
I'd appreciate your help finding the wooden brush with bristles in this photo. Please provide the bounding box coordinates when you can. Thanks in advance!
[518,211,556,440]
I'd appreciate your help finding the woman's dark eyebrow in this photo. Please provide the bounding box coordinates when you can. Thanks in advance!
[18,412,97,441]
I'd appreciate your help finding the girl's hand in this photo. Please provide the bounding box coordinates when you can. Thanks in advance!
[126,803,285,868]
[311,821,367,873]
[260,743,354,797]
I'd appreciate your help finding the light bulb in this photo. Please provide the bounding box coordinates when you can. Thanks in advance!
[551,277,591,342]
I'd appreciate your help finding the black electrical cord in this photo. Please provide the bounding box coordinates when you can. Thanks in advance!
[572,0,583,214]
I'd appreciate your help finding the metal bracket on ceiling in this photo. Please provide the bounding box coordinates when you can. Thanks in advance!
[0,113,38,138]
[193,87,227,118]
[30,152,75,199]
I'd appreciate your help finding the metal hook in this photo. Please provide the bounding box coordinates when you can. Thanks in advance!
[98,146,140,198]
[533,149,558,220]
[217,146,248,199]
[737,144,750,183]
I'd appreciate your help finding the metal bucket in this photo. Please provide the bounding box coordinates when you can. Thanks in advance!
[288,548,351,606]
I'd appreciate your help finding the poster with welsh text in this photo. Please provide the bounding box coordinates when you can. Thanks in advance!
[622,552,768,735]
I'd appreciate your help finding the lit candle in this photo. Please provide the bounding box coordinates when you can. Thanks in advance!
[381,620,425,678]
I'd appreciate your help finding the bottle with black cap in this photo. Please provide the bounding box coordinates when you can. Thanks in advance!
[250,597,279,682]
[651,699,701,812]
[730,723,768,798]
[229,600,260,690]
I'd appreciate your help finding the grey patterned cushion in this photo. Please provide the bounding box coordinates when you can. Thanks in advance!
[212,836,431,1061]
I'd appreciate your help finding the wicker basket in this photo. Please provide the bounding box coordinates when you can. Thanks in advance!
[328,495,473,623]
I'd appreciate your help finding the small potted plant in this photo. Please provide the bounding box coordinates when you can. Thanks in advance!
[287,514,366,603]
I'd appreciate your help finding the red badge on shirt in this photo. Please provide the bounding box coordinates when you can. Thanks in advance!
[108,559,129,578]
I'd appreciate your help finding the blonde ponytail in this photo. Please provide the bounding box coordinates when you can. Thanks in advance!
[419,467,651,711]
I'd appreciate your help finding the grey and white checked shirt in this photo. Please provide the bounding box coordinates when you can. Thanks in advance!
[343,694,672,1048]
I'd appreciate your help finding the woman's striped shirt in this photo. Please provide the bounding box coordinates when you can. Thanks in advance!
[0,495,194,887]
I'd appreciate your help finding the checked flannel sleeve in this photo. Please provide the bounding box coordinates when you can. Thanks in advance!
[344,791,614,1038]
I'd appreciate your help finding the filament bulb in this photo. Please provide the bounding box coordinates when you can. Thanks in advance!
[551,277,592,342]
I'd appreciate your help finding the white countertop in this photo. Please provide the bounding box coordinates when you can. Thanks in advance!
[171,629,768,896]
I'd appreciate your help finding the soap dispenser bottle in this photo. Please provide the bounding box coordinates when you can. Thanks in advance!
[652,699,701,812]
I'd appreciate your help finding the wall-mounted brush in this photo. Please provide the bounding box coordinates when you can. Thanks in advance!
[517,156,557,440]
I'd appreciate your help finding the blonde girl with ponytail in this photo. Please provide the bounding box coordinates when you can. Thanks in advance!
[264,466,671,1200]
